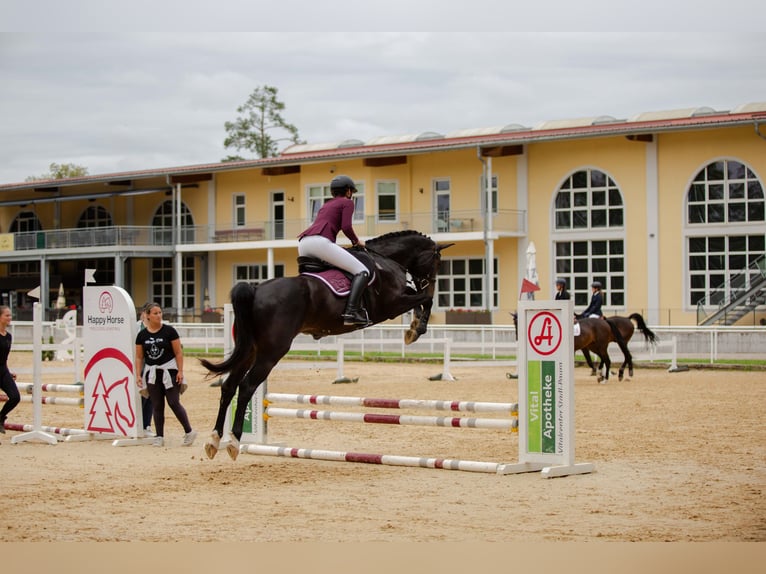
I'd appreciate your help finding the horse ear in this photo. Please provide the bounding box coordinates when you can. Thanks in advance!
[436,242,455,253]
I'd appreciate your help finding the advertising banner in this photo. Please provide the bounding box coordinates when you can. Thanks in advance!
[83,285,140,438]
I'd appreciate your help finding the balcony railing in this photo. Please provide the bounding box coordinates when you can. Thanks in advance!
[5,209,526,253]
[12,226,178,251]
[191,209,527,245]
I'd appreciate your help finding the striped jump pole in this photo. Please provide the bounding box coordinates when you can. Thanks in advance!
[265,393,518,415]
[1,395,84,407]
[265,407,517,431]
[243,444,509,474]
[15,383,84,394]
[3,422,122,442]
[3,422,90,437]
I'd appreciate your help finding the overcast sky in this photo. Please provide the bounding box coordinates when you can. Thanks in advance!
[2,1,765,184]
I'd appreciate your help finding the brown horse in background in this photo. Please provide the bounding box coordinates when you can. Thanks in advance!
[512,312,631,383]
[581,313,658,379]
[574,317,632,382]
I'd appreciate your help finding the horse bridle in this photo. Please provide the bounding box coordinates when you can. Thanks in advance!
[363,245,440,293]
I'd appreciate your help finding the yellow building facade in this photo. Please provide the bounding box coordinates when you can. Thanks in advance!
[1,103,764,326]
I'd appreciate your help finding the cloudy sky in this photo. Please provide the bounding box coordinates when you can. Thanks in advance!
[2,1,765,184]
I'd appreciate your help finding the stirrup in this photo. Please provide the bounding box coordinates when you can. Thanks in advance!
[342,310,371,326]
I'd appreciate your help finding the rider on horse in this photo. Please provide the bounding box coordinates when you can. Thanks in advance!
[298,175,371,326]
[576,281,604,319]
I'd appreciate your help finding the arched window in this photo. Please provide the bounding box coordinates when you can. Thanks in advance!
[686,159,765,307]
[9,210,42,233]
[151,200,195,311]
[553,168,626,308]
[77,205,113,227]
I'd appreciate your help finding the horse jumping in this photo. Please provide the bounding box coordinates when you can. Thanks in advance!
[200,230,452,460]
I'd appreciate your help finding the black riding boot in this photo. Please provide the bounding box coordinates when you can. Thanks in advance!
[342,271,371,326]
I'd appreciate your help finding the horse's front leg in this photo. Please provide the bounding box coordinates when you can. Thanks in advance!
[582,349,597,376]
[598,354,610,384]
[405,297,432,345]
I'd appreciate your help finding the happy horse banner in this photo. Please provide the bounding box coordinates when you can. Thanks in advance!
[510,299,594,478]
[83,285,140,438]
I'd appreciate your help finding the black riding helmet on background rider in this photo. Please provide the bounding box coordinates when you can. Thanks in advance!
[330,175,357,196]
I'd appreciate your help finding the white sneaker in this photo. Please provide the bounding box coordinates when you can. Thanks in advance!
[144,426,155,437]
[182,430,197,447]
[153,436,164,447]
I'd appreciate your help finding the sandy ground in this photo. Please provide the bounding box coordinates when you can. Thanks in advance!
[1,349,764,544]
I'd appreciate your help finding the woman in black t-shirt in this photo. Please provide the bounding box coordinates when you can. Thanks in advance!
[135,303,196,447]
[0,305,19,434]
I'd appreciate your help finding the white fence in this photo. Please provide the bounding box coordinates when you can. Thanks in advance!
[8,321,765,363]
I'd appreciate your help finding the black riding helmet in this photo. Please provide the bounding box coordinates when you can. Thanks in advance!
[555,278,567,287]
[591,281,602,289]
[330,175,357,196]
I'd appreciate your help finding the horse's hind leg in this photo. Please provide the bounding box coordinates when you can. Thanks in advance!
[204,368,245,459]
[227,359,280,460]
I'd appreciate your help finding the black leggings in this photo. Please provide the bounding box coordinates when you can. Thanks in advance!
[0,368,20,420]
[146,373,191,437]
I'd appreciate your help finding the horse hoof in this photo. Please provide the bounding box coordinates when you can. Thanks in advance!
[404,329,418,345]
[204,431,221,460]
[204,442,218,460]
[226,436,240,461]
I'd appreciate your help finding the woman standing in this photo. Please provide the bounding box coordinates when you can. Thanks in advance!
[0,305,19,435]
[136,303,153,435]
[135,303,196,447]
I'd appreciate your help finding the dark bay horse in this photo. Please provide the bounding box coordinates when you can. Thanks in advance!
[200,230,452,460]
[511,312,630,382]
[581,313,658,379]
[575,317,632,382]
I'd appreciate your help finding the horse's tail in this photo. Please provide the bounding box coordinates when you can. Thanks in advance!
[628,313,658,346]
[199,282,258,377]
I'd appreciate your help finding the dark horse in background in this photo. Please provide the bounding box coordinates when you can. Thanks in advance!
[200,230,453,460]
[512,312,631,383]
[581,313,658,380]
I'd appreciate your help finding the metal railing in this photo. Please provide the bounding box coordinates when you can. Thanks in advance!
[696,254,766,325]
[5,209,525,253]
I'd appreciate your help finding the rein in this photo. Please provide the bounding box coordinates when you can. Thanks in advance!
[361,244,439,292]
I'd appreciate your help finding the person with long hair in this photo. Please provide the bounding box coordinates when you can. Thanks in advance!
[135,303,196,447]
[0,305,19,435]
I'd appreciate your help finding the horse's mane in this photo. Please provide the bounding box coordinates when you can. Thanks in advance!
[365,229,433,248]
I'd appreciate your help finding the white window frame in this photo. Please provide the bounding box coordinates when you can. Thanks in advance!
[375,180,398,223]
[685,158,765,309]
[436,257,498,310]
[552,167,626,310]
[234,263,285,285]
[234,194,246,227]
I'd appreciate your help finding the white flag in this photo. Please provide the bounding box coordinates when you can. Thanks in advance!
[84,269,97,284]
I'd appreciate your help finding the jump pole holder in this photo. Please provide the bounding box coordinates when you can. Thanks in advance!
[11,302,58,445]
[498,300,594,477]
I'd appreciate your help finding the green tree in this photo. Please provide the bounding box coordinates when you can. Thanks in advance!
[223,85,303,159]
[26,162,89,181]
